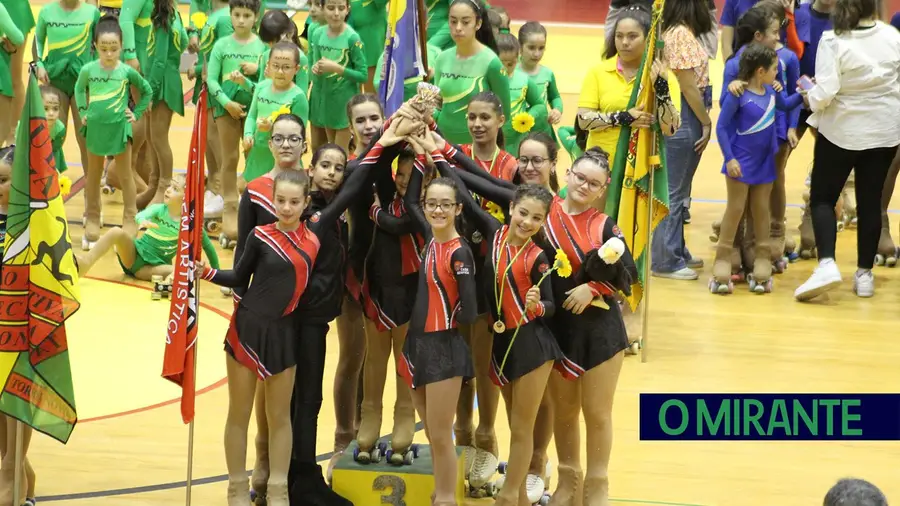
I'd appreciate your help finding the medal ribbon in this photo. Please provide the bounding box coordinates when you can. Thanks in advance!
[493,227,530,331]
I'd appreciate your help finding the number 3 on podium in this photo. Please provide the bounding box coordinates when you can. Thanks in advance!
[373,475,407,506]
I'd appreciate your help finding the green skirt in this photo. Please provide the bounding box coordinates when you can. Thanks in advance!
[309,80,357,130]
[81,119,133,157]
[118,250,148,277]
[1,0,34,34]
[244,131,275,182]
[154,70,185,117]
[355,24,387,67]
[45,59,81,98]
[0,51,11,97]
[212,80,253,119]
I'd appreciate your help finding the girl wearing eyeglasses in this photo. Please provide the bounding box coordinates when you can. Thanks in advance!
[399,132,479,506]
[441,145,637,506]
[241,41,309,183]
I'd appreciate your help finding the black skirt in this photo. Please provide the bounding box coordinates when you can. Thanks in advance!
[489,320,563,386]
[398,329,474,389]
[549,297,628,380]
[225,304,298,380]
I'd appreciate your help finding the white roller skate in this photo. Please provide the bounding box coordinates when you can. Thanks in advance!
[466,449,499,497]
[748,274,773,294]
[80,213,104,251]
[874,212,897,267]
[204,190,224,234]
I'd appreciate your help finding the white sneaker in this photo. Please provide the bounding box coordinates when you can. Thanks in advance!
[468,449,498,488]
[525,473,546,503]
[652,267,699,280]
[204,192,224,217]
[794,259,842,301]
[853,269,874,298]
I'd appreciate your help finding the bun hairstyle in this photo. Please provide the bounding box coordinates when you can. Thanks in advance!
[572,146,611,178]
[95,14,123,43]
[259,9,294,44]
[273,168,311,196]
[604,4,652,59]
[450,0,499,55]
[496,32,520,54]
[832,0,877,34]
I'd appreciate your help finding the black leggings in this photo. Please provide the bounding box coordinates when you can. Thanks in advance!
[289,322,329,468]
[810,134,897,269]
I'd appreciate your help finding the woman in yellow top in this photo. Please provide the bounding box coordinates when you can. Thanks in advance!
[573,4,678,211]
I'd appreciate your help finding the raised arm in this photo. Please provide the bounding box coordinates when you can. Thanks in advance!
[432,149,501,239]
[369,198,417,235]
[232,186,257,301]
[402,157,432,240]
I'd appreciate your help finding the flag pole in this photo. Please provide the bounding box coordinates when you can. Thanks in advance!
[416,0,429,73]
[13,421,23,504]
[185,351,197,506]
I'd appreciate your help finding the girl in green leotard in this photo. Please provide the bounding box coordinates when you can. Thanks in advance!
[1,0,33,143]
[145,0,189,206]
[41,87,70,174]
[426,0,452,50]
[300,0,325,53]
[34,0,99,173]
[0,2,22,147]
[308,0,367,153]
[74,16,152,246]
[206,0,264,243]
[432,0,510,145]
[347,0,388,93]
[518,22,564,145]
[496,33,547,157]
[256,10,310,93]
[242,42,309,181]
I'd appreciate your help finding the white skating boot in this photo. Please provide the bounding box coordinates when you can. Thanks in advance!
[468,449,499,489]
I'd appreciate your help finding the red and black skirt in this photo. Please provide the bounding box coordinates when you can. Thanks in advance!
[225,304,298,380]
[489,320,563,387]
[549,298,628,380]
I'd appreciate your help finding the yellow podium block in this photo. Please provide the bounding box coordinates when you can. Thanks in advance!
[331,442,466,505]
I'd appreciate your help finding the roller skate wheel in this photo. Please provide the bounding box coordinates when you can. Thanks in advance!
[787,251,800,263]
[101,185,115,195]
[875,254,885,266]
[887,254,898,268]
[151,291,161,300]
[206,220,222,234]
[539,495,551,505]
[498,462,507,474]
[220,286,233,296]
[403,450,414,465]
[411,444,419,458]
[219,234,230,248]
[250,490,257,501]
[629,341,641,354]
[836,221,845,232]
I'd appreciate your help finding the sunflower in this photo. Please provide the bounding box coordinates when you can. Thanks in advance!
[58,175,72,197]
[486,201,505,222]
[190,12,208,30]
[268,104,292,124]
[512,112,535,134]
[554,249,572,278]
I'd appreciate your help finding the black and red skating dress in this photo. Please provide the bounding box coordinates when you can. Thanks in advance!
[397,151,479,389]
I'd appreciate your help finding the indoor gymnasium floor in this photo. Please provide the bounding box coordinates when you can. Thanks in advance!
[22,2,900,505]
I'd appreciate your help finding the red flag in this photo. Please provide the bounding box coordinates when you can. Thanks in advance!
[161,87,208,424]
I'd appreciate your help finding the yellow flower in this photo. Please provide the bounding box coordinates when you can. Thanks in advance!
[268,104,292,124]
[554,249,572,278]
[58,175,72,197]
[191,12,208,30]
[512,112,535,134]
[486,201,505,222]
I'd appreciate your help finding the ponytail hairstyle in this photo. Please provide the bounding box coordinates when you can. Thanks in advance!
[736,42,777,82]
[151,0,176,31]
[259,9,294,44]
[832,0,877,34]
[468,91,506,150]
[496,32,520,55]
[518,131,559,192]
[95,14,123,43]
[729,4,777,61]
[604,4,652,59]
[450,0,499,55]
[517,21,547,46]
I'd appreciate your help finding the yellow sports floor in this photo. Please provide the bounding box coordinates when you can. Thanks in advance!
[20,5,900,505]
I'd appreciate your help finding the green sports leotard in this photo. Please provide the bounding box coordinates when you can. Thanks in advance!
[51,119,68,174]
[188,0,211,34]
[243,80,309,181]
[147,12,189,116]
[119,0,153,72]
[348,0,388,68]
[558,126,582,163]
[123,203,221,275]
[503,67,547,156]
[206,33,266,119]
[0,3,23,98]
[308,24,367,130]
[432,46,511,145]
[373,43,441,102]
[191,5,233,104]
[260,46,309,93]
[0,0,33,36]
[35,2,100,98]
[74,60,152,156]
[523,64,563,143]
[425,0,452,50]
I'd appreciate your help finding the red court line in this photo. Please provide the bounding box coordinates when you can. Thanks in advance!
[79,275,230,423]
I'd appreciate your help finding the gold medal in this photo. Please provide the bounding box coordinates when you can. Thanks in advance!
[493,321,506,333]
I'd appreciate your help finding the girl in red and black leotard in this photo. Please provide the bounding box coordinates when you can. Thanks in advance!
[434,137,563,506]
[398,134,479,506]
[445,146,637,505]
[454,90,519,484]
[353,146,423,464]
[196,123,397,506]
